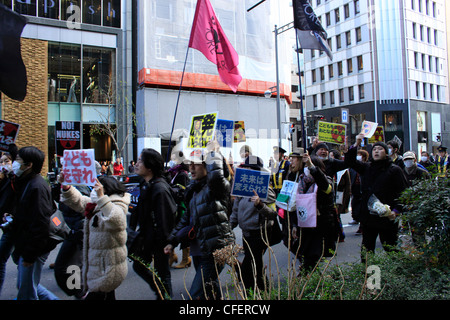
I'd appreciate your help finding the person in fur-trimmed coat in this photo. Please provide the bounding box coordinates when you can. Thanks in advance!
[59,174,130,300]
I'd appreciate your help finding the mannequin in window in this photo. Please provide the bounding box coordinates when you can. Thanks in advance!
[68,77,77,103]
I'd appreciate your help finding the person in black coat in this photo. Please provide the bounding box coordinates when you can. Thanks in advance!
[345,135,409,258]
[165,141,235,300]
[132,148,177,299]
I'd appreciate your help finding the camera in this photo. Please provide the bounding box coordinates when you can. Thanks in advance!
[0,216,13,232]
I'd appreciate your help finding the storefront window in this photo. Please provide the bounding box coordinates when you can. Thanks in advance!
[103,0,120,28]
[0,0,12,9]
[14,0,37,16]
[383,111,402,132]
[48,43,82,103]
[83,46,115,104]
[83,0,101,25]
[38,0,59,19]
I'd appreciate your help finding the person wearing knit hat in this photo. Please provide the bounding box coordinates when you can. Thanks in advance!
[343,133,408,257]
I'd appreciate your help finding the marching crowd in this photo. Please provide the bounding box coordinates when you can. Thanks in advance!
[0,136,448,300]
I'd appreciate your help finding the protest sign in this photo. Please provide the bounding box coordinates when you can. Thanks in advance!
[61,149,96,186]
[216,119,234,148]
[187,112,218,148]
[55,121,81,156]
[361,120,378,138]
[317,121,346,145]
[0,119,20,152]
[234,121,246,143]
[368,126,385,144]
[275,180,298,211]
[231,167,270,200]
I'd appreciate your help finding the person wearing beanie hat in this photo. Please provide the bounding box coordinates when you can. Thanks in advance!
[344,133,408,258]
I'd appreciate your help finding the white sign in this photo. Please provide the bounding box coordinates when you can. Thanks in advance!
[61,149,97,186]
[341,108,349,124]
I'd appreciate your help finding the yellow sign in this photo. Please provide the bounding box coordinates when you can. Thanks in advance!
[317,121,347,145]
[368,126,385,144]
[188,112,218,149]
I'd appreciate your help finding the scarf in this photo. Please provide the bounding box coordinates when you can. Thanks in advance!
[84,202,97,220]
[298,173,315,194]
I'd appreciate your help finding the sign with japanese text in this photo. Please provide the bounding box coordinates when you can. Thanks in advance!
[187,112,218,149]
[0,120,20,152]
[55,121,81,156]
[317,121,346,145]
[215,119,234,148]
[231,167,271,200]
[275,180,299,211]
[368,126,385,144]
[61,149,96,186]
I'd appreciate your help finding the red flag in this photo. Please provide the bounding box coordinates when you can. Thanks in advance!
[189,0,242,92]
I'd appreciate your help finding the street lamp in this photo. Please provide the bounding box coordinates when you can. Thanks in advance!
[264,86,276,99]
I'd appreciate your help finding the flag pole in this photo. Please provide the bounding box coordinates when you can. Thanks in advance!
[295,29,307,150]
[165,45,190,169]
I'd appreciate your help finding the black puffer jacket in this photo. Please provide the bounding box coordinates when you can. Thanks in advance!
[167,151,235,254]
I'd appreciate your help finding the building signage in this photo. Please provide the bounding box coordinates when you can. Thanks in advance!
[55,121,81,157]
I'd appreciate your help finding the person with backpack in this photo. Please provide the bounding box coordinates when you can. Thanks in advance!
[133,148,177,299]
[164,141,235,300]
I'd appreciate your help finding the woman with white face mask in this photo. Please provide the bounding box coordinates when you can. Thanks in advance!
[59,174,130,300]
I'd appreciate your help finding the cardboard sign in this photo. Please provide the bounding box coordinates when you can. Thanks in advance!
[61,149,96,186]
[361,120,378,138]
[216,119,234,148]
[234,121,246,143]
[368,126,385,144]
[231,167,270,200]
[317,121,346,145]
[0,120,20,152]
[187,112,218,149]
[55,121,81,156]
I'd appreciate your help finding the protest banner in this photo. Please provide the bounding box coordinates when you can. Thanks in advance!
[61,149,97,186]
[55,121,81,156]
[275,180,298,211]
[231,167,270,200]
[368,126,385,144]
[361,120,378,138]
[216,119,234,148]
[234,121,246,143]
[317,121,346,145]
[187,112,218,148]
[0,119,20,152]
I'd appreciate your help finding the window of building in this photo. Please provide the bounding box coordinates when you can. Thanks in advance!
[338,61,343,76]
[346,31,351,46]
[347,58,353,74]
[435,57,439,73]
[61,0,81,23]
[430,84,434,100]
[354,0,360,14]
[328,64,334,78]
[344,3,349,19]
[411,0,415,10]
[336,34,341,49]
[312,69,317,83]
[0,0,12,9]
[356,27,362,42]
[412,22,416,39]
[416,81,420,98]
[423,83,427,99]
[321,92,326,107]
[428,56,433,72]
[427,27,431,43]
[357,55,363,71]
[432,1,436,17]
[335,8,340,23]
[358,84,365,100]
[48,43,82,103]
[103,0,121,28]
[329,91,335,105]
[420,25,424,41]
[313,94,318,109]
[326,12,331,26]
[414,52,418,68]
[154,1,172,20]
[418,0,422,12]
[320,67,325,81]
[339,88,344,103]
[13,0,37,16]
[437,85,440,101]
[38,0,59,19]
[349,86,354,101]
[83,46,116,104]
[422,53,426,70]
[83,0,102,25]
[434,29,438,45]
[383,111,402,133]
[425,0,429,15]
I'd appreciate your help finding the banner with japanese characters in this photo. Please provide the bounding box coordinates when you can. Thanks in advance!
[187,112,218,149]
[317,121,346,145]
[231,167,271,200]
[215,119,234,148]
[0,119,20,152]
[61,149,97,186]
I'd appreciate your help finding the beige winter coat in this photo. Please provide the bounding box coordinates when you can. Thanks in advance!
[61,186,130,293]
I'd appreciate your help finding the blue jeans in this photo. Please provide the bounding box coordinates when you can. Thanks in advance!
[0,232,14,297]
[16,254,59,300]
[189,254,224,300]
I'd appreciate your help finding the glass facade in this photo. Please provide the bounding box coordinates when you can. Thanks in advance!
[0,0,121,28]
